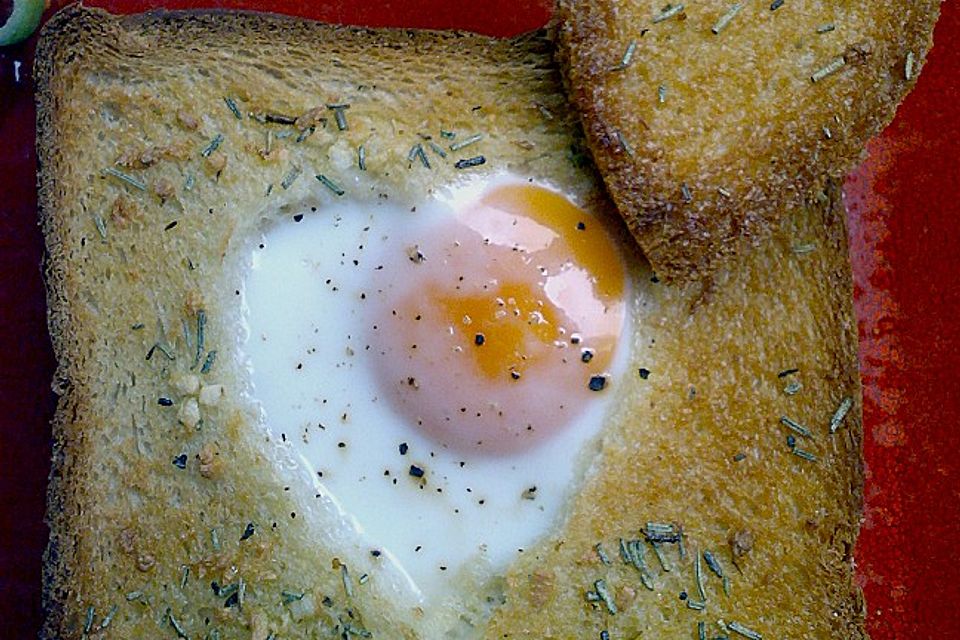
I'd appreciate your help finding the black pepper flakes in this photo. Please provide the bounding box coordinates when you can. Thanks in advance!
[240,523,255,542]
[158,397,174,406]
[172,454,187,469]
[474,333,485,346]
[638,368,651,379]
[399,442,409,455]
[409,465,425,478]
[588,375,607,392]
[581,350,594,363]
[576,221,586,231]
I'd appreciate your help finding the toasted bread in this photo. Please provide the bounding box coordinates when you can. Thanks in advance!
[37,6,863,639]
[555,0,941,282]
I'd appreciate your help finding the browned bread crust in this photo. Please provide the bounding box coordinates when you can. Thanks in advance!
[37,5,864,639]
[555,0,941,282]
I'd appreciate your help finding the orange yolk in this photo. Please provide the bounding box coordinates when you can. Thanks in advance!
[367,183,627,455]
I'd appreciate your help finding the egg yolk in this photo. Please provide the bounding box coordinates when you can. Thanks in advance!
[368,184,627,455]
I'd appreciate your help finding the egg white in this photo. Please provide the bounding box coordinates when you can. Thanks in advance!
[241,175,637,617]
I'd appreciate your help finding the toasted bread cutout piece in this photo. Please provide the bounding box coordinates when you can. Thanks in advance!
[556,0,941,281]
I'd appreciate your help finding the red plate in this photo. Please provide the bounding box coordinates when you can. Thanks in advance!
[1,1,957,637]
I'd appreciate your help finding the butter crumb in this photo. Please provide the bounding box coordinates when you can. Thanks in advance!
[199,384,224,407]
[173,373,200,395]
[177,397,201,429]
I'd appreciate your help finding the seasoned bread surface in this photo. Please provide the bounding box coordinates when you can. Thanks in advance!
[556,0,941,282]
[38,6,863,639]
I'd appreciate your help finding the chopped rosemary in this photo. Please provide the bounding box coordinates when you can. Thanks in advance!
[84,605,95,633]
[793,242,817,254]
[650,541,672,571]
[712,3,744,35]
[296,127,316,143]
[455,156,486,169]
[449,133,483,152]
[427,141,448,158]
[621,538,655,590]
[411,143,431,168]
[93,214,107,239]
[780,416,813,438]
[180,565,190,588]
[905,51,916,80]
[770,0,784,9]
[596,543,612,565]
[282,590,305,604]
[616,40,637,69]
[168,610,189,639]
[616,130,635,157]
[594,579,618,614]
[658,84,668,104]
[317,174,346,196]
[125,590,143,601]
[358,145,367,171]
[100,604,118,630]
[327,104,350,130]
[201,134,224,157]
[652,3,685,23]
[717,186,732,198]
[281,165,303,190]
[686,599,706,611]
[643,524,681,544]
[238,577,246,611]
[816,23,836,34]
[201,350,217,374]
[223,97,242,119]
[699,621,707,640]
[184,173,195,191]
[341,563,354,599]
[146,341,175,361]
[811,56,846,83]
[681,183,693,203]
[703,551,725,581]
[830,396,854,433]
[193,310,206,370]
[210,528,220,551]
[103,167,146,191]
[440,129,456,139]
[823,126,833,139]
[695,552,706,600]
[728,621,763,640]
[792,447,819,462]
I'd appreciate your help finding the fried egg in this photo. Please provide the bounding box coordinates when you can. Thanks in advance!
[243,175,634,607]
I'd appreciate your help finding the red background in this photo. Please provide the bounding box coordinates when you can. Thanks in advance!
[1,1,958,637]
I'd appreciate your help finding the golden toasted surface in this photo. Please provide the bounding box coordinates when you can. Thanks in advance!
[486,181,864,640]
[38,6,862,639]
[556,0,940,282]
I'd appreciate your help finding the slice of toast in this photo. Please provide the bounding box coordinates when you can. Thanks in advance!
[37,6,863,639]
[555,0,941,283]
